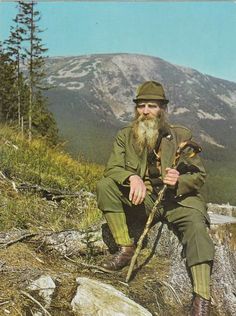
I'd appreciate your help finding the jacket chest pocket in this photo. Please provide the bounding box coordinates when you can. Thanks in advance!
[125,160,139,172]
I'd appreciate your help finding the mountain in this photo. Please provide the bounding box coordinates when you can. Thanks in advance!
[43,53,236,164]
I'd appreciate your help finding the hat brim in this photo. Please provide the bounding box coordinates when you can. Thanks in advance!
[133,97,169,105]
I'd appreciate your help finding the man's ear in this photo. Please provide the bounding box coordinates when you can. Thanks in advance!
[161,102,168,112]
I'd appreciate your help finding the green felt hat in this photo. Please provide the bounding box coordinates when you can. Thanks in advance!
[133,81,169,104]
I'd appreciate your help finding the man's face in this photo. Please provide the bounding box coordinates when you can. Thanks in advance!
[135,100,162,119]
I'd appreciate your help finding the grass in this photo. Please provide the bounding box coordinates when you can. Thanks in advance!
[0,125,103,191]
[0,124,104,231]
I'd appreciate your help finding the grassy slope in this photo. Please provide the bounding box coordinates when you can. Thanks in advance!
[0,124,104,231]
[0,124,234,234]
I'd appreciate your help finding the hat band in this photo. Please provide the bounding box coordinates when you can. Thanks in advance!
[133,94,169,103]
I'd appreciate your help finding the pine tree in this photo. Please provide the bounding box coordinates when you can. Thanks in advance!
[17,1,49,141]
[2,1,58,143]
[0,41,18,122]
[4,4,26,129]
[32,91,58,144]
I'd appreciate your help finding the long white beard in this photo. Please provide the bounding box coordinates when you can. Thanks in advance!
[132,115,160,154]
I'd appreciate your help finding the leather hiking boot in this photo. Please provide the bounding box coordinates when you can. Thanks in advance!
[191,294,210,316]
[101,245,135,271]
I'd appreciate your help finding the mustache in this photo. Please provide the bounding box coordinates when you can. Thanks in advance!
[137,115,154,121]
[134,109,165,124]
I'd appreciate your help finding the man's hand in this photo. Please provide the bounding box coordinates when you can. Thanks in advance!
[163,168,180,186]
[129,175,146,205]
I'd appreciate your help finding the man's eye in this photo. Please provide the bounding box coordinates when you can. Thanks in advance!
[148,105,158,108]
[136,104,145,108]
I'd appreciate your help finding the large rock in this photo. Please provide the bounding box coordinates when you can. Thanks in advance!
[71,277,152,316]
[28,275,56,307]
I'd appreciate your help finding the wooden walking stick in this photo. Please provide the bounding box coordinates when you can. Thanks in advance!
[126,140,202,283]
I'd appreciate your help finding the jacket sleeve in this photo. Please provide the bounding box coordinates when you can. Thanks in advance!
[175,147,207,197]
[104,129,136,185]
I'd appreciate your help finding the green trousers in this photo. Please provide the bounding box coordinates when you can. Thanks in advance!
[96,177,215,267]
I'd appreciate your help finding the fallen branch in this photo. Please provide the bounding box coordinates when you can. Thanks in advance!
[0,233,38,249]
[17,184,95,201]
[64,255,114,274]
[20,290,52,316]
[0,170,95,201]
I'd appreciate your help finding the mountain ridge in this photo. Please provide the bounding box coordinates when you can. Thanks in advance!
[43,53,236,163]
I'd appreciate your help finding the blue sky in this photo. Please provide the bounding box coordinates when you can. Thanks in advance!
[1,1,236,82]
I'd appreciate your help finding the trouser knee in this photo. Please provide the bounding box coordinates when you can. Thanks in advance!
[96,177,124,213]
[96,177,110,198]
[183,220,215,266]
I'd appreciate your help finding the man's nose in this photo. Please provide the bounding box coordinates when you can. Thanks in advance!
[143,105,150,114]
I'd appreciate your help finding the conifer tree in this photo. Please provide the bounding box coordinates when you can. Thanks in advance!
[0,41,18,122]
[4,5,26,128]
[2,1,58,143]
[17,1,49,141]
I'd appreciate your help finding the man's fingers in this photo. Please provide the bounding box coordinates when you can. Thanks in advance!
[141,190,146,203]
[164,175,178,180]
[129,187,134,201]
[130,187,140,203]
[164,168,179,186]
[132,190,142,204]
[129,176,146,205]
[165,168,179,175]
[163,176,178,185]
[132,188,145,205]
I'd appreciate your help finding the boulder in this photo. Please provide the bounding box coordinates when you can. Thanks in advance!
[71,277,152,316]
[28,275,56,307]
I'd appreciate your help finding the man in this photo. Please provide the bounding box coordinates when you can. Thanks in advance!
[96,81,214,316]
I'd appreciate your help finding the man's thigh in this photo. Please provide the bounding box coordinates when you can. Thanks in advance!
[164,203,207,229]
[163,203,214,266]
[97,177,155,214]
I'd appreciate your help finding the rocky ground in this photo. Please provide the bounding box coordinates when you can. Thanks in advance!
[0,236,182,315]
[0,203,236,316]
[0,229,186,316]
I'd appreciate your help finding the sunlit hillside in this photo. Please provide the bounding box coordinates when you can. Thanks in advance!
[0,124,104,231]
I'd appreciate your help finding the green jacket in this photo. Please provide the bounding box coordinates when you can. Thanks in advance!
[104,123,208,216]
